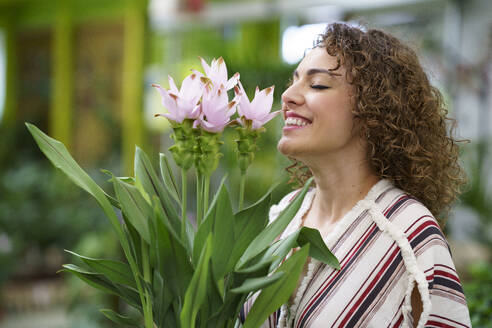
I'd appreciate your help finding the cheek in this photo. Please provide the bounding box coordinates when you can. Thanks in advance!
[316,97,355,133]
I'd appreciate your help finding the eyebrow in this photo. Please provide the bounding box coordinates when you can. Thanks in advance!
[293,68,342,78]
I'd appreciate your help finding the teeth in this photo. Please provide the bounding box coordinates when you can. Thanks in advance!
[285,117,310,126]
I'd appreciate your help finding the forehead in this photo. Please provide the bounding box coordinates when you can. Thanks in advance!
[296,47,341,74]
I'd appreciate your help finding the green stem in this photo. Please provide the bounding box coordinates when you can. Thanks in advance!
[116,225,149,328]
[203,174,210,218]
[131,258,149,327]
[141,239,153,328]
[181,168,187,240]
[239,170,246,211]
[196,173,203,226]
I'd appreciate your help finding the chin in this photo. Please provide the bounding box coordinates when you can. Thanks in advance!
[277,138,302,159]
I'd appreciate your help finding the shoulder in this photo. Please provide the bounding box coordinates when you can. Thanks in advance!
[376,185,448,252]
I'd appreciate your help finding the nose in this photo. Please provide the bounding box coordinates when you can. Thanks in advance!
[281,82,304,109]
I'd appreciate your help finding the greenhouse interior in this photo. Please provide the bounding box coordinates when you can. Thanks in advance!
[0,0,491,327]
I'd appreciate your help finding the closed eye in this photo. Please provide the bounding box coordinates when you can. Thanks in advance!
[311,85,330,90]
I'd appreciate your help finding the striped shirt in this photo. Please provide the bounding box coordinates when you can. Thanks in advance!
[241,179,471,328]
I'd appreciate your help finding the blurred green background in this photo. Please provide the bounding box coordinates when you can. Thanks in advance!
[0,0,490,327]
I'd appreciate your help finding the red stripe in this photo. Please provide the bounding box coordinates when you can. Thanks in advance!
[404,214,434,233]
[337,245,401,327]
[430,315,470,328]
[331,241,399,326]
[392,314,403,328]
[389,298,406,328]
[407,219,440,240]
[337,198,432,327]
[435,270,460,283]
[426,320,458,328]
[435,264,458,275]
[296,223,378,328]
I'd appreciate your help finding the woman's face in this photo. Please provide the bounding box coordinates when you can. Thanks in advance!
[277,47,363,163]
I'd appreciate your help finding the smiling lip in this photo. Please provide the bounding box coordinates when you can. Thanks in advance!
[283,125,306,132]
[284,111,312,123]
[283,111,312,132]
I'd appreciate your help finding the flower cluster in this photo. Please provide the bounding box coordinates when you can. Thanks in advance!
[153,57,279,176]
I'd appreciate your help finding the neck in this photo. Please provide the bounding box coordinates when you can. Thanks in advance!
[302,153,380,225]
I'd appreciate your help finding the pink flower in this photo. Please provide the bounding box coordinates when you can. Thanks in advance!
[152,72,204,123]
[195,84,237,133]
[235,82,280,130]
[198,57,239,90]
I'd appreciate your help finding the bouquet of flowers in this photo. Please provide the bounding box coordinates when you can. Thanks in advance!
[26,57,339,328]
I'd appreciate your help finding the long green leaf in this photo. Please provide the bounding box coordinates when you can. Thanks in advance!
[135,147,182,236]
[60,264,141,310]
[100,309,143,327]
[66,250,136,288]
[225,188,272,273]
[234,232,299,275]
[180,234,213,328]
[233,253,275,275]
[152,270,173,328]
[230,271,284,294]
[154,202,194,299]
[26,124,142,302]
[297,227,340,269]
[112,176,152,244]
[242,245,310,328]
[199,262,224,328]
[209,182,235,280]
[207,290,247,328]
[264,231,300,271]
[122,213,144,273]
[26,124,127,246]
[236,177,314,269]
[192,175,229,267]
[159,152,181,204]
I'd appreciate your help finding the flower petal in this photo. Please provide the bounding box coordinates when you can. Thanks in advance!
[199,56,212,77]
[251,110,280,129]
[180,72,204,104]
[199,119,226,133]
[152,84,180,116]
[225,72,240,90]
[167,76,179,94]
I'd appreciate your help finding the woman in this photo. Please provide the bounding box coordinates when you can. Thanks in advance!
[241,23,471,328]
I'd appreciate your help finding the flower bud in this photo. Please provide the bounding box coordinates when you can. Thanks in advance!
[168,119,196,170]
[194,130,223,175]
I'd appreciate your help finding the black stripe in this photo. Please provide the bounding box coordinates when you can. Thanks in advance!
[298,226,380,328]
[434,276,464,294]
[410,226,445,249]
[346,252,403,327]
[274,308,281,326]
[385,195,411,217]
[239,305,246,323]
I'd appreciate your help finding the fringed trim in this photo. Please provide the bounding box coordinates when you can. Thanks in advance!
[363,200,432,328]
[285,260,321,328]
[277,304,288,328]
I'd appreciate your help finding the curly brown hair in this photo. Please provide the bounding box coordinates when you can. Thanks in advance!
[286,22,467,225]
